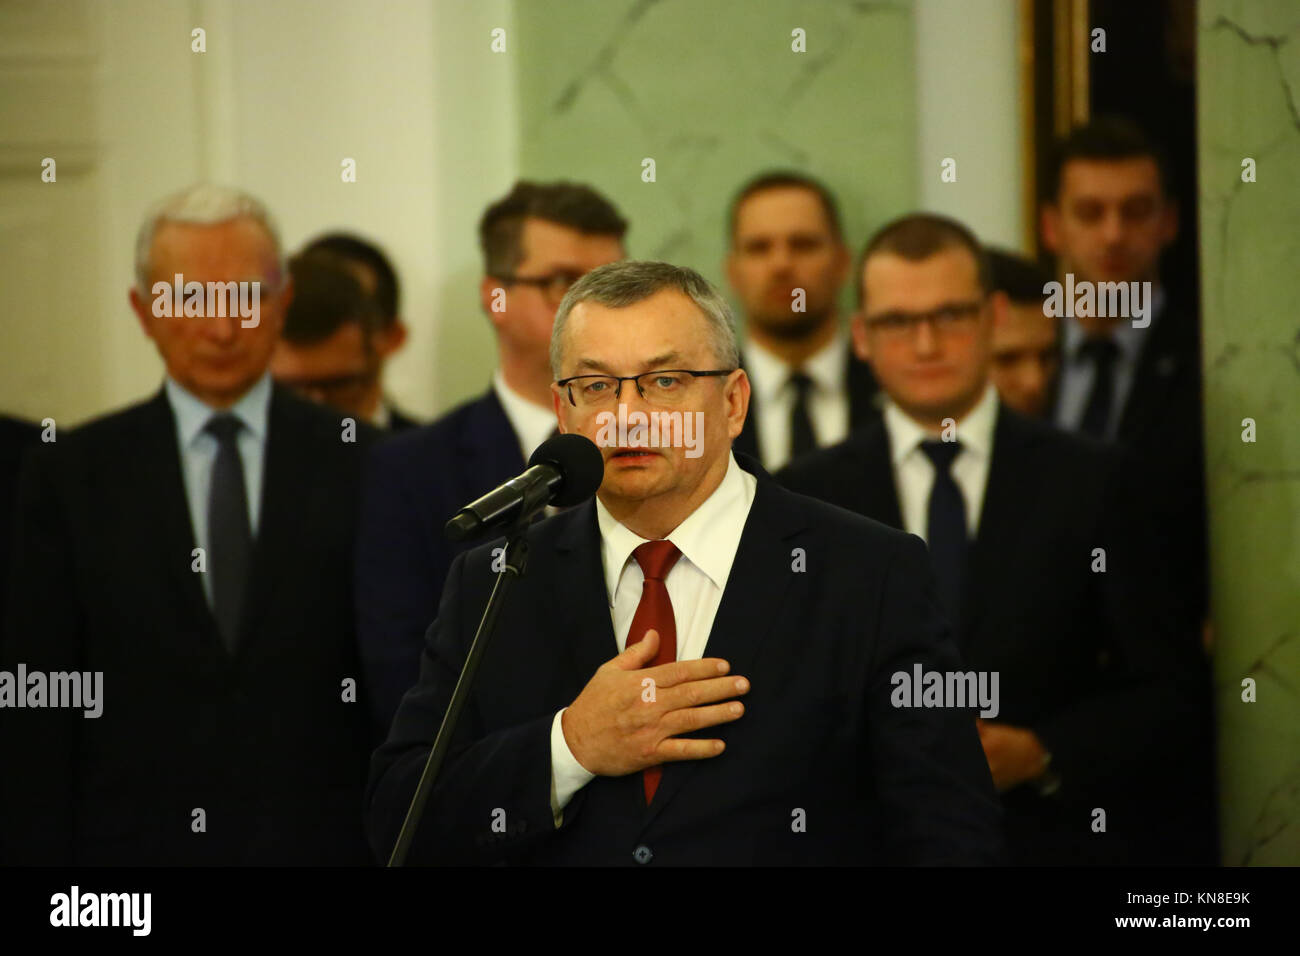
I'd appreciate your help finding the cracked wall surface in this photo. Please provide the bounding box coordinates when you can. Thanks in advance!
[514,0,917,310]
[1199,0,1300,866]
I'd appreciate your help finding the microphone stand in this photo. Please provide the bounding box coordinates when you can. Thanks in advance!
[385,482,548,867]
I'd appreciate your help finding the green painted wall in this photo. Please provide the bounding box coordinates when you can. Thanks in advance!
[513,0,917,327]
[1198,0,1300,865]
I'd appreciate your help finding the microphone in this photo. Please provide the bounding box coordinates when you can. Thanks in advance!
[443,433,605,543]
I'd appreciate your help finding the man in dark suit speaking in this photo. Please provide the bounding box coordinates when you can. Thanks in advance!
[366,260,1003,865]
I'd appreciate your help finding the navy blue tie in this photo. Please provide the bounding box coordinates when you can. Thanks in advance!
[920,439,967,628]
[206,414,252,652]
[788,370,817,461]
[1078,336,1120,440]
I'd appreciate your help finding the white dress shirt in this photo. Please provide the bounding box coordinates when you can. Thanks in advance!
[548,452,758,823]
[492,369,559,462]
[742,333,851,471]
[882,384,999,541]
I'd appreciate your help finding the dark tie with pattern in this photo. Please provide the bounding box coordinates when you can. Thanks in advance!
[788,370,817,462]
[625,540,682,804]
[1078,336,1120,440]
[206,413,252,652]
[920,439,967,630]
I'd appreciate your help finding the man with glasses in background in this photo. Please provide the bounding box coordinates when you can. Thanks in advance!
[355,180,627,734]
[271,249,389,424]
[779,213,1210,864]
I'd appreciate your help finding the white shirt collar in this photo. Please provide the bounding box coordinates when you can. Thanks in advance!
[165,371,273,448]
[1061,284,1165,366]
[594,451,751,606]
[743,332,848,404]
[492,369,559,461]
[883,383,999,465]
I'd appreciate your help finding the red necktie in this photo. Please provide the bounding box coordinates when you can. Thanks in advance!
[626,540,682,803]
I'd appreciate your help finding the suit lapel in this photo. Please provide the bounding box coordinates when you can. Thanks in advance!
[963,408,1036,644]
[846,352,881,429]
[639,459,807,831]
[849,421,903,530]
[238,388,330,655]
[1118,303,1192,442]
[134,390,223,654]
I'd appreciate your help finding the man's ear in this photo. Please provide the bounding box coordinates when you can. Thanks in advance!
[850,311,870,361]
[725,369,751,440]
[377,318,408,359]
[480,275,506,329]
[550,382,566,431]
[129,286,155,339]
[1040,204,1061,255]
[989,291,1010,328]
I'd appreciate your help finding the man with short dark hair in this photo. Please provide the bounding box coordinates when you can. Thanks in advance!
[1041,116,1206,630]
[355,180,627,733]
[301,232,418,429]
[271,251,388,423]
[0,185,377,865]
[780,213,1214,864]
[986,249,1060,419]
[366,259,1003,866]
[725,171,877,471]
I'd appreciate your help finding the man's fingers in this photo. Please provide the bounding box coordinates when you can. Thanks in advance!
[658,675,749,711]
[654,736,727,763]
[609,629,659,671]
[646,657,731,688]
[661,699,745,735]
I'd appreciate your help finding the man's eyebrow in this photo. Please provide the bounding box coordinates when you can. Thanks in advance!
[569,352,685,375]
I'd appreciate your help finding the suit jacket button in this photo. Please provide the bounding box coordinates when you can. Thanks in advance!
[633,845,652,864]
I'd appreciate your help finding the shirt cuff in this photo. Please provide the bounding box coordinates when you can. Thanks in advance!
[549,708,597,827]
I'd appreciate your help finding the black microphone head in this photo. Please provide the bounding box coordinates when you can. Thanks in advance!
[528,433,605,507]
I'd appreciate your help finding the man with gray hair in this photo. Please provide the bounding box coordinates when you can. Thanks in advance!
[1,184,378,864]
[367,259,1003,865]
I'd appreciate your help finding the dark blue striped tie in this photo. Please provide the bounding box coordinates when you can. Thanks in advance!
[206,414,252,652]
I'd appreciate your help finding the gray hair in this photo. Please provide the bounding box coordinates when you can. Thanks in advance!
[549,260,740,378]
[134,184,284,293]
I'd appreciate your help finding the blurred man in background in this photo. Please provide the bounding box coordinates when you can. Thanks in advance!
[355,180,627,734]
[1040,117,1206,632]
[301,232,418,429]
[0,184,376,865]
[986,249,1060,419]
[780,213,1214,864]
[725,171,878,471]
[271,250,388,424]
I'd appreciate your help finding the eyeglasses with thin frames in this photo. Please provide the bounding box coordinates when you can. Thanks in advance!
[556,369,734,408]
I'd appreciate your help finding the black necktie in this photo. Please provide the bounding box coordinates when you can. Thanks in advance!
[1078,336,1120,440]
[788,370,816,461]
[920,439,966,629]
[206,414,252,651]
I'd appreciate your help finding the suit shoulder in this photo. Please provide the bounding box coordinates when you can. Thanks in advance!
[772,479,916,560]
[368,392,494,466]
[776,427,878,490]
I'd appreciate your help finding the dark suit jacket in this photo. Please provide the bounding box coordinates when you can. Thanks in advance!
[733,348,880,464]
[0,386,377,865]
[386,404,421,432]
[356,388,526,735]
[0,416,41,629]
[1051,299,1207,626]
[778,407,1216,864]
[365,455,1004,866]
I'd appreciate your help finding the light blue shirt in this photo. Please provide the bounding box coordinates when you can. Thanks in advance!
[1054,287,1165,440]
[164,372,272,602]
